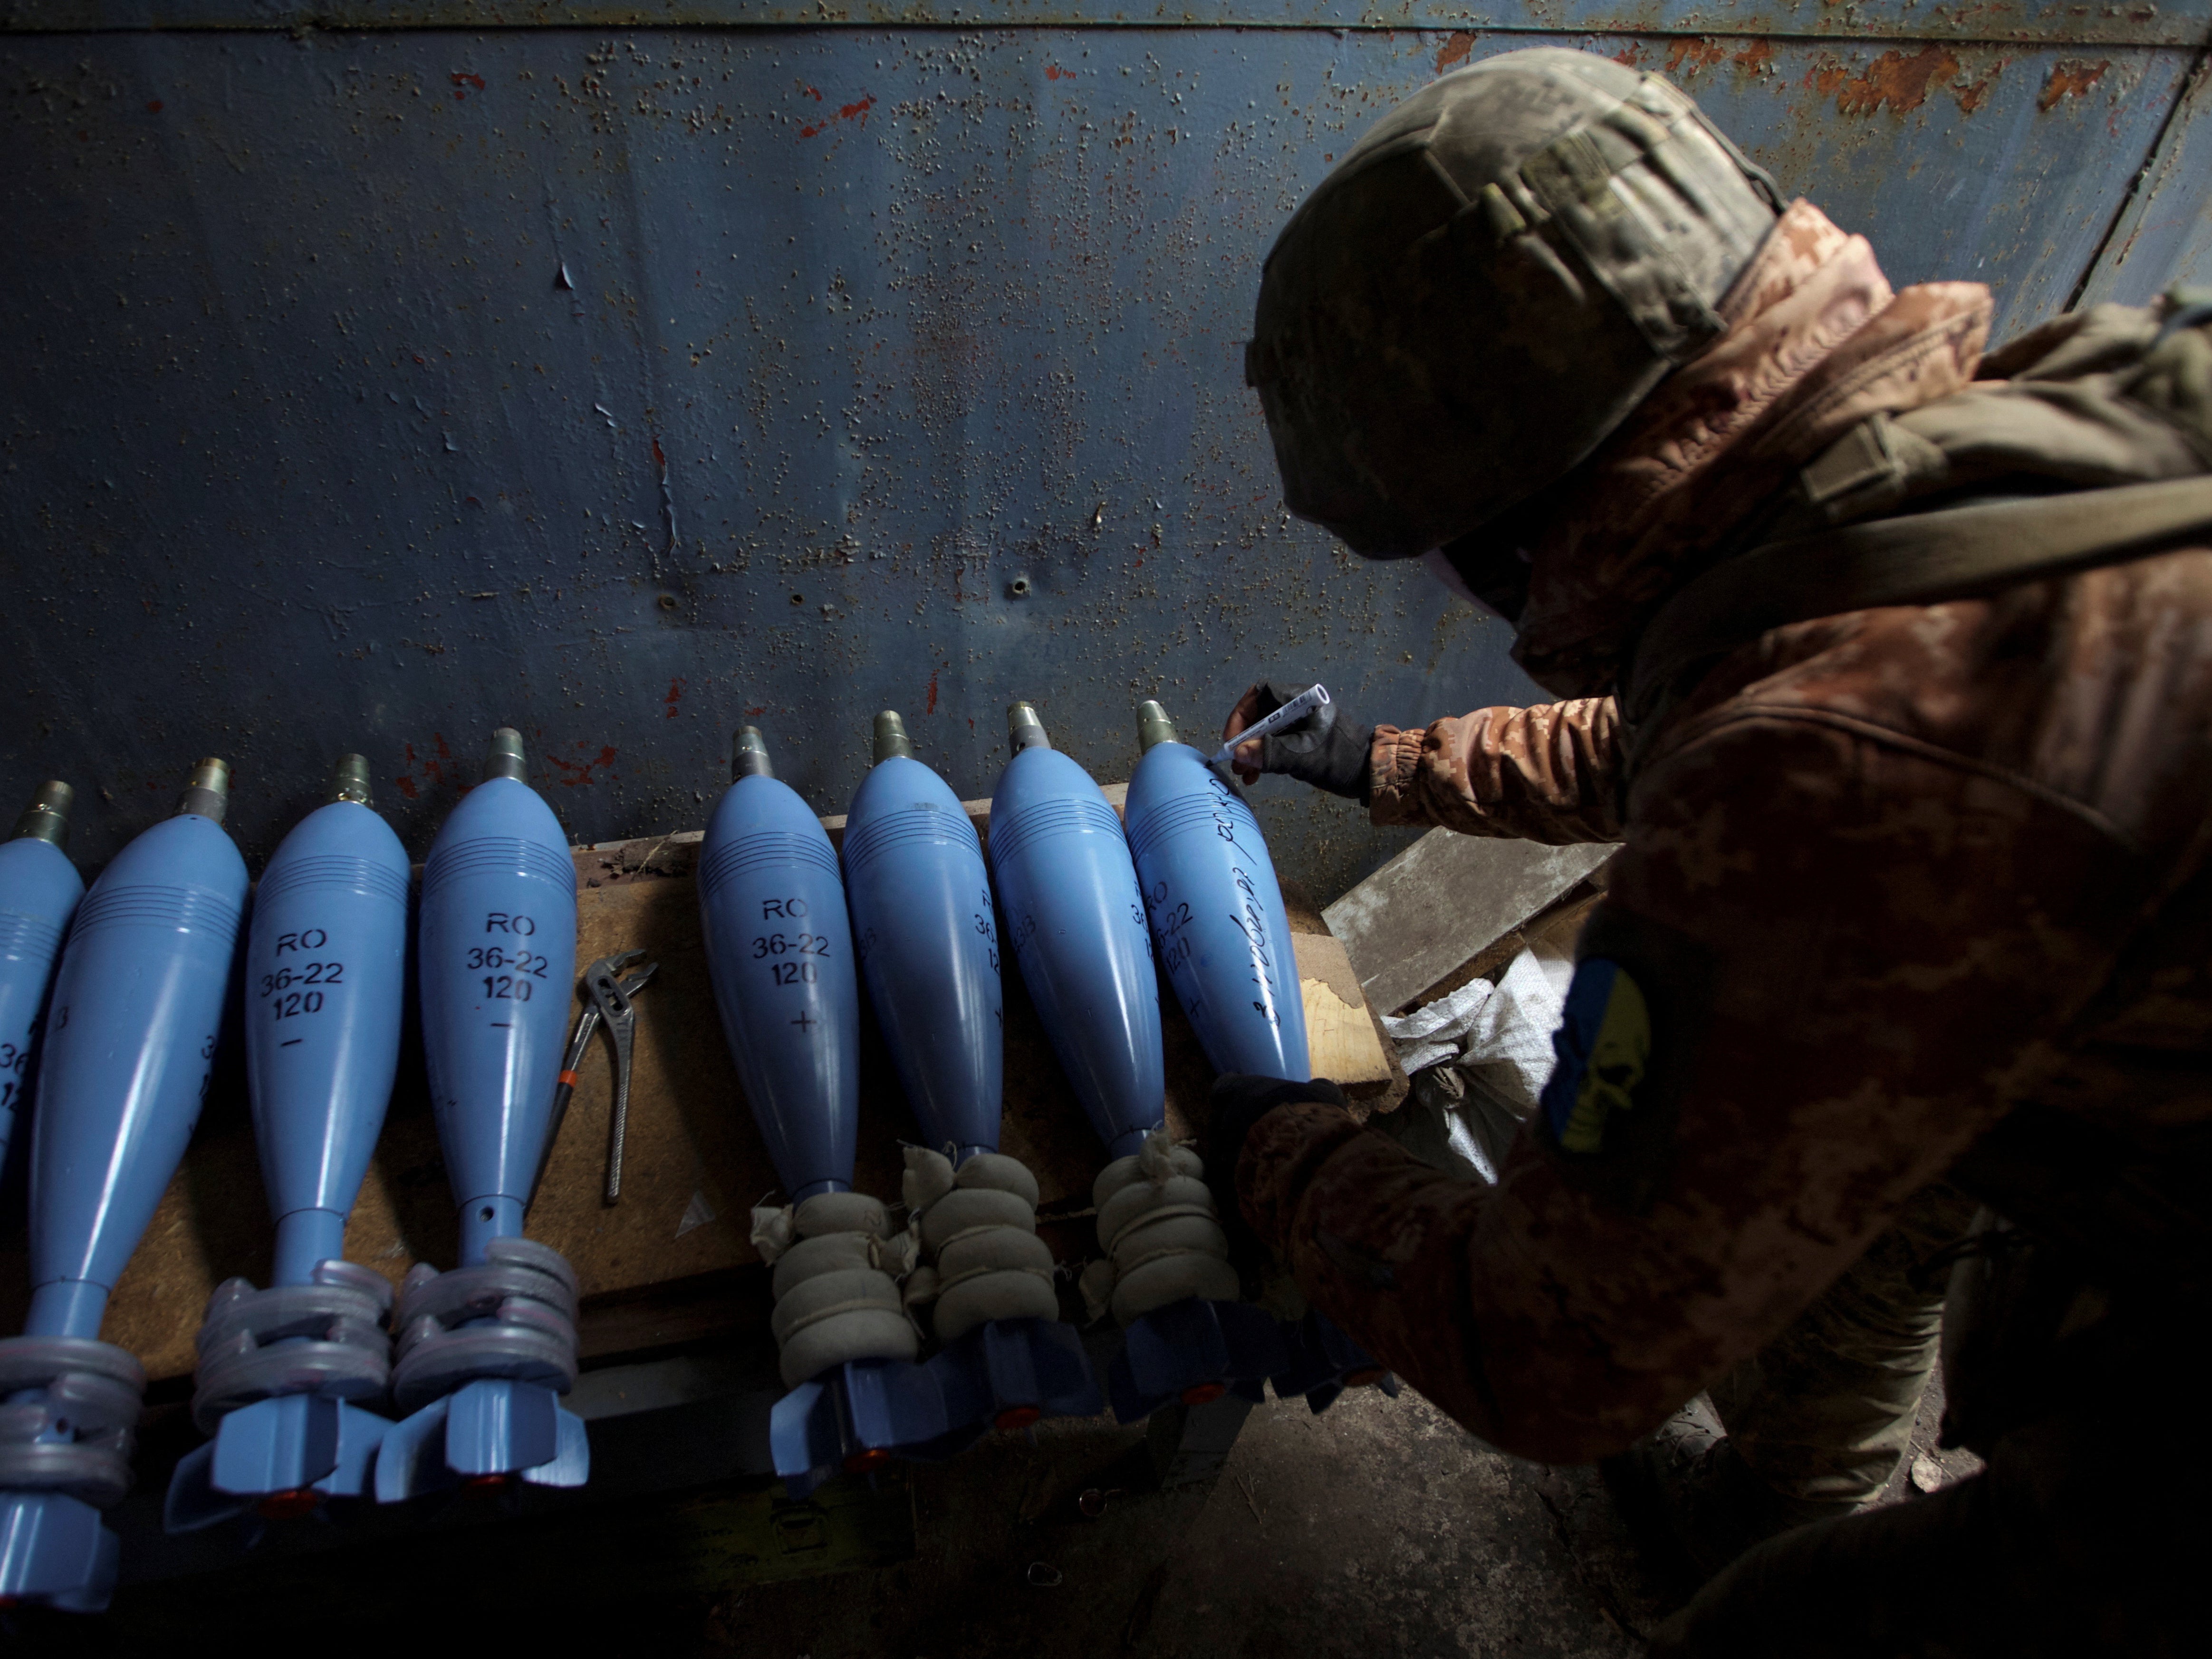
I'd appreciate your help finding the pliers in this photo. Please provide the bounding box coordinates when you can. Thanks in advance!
[537,948,658,1207]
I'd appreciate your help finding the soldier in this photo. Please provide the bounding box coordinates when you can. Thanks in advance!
[1211,47,2212,1656]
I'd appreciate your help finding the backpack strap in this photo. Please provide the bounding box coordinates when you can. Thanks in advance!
[1621,473,2212,730]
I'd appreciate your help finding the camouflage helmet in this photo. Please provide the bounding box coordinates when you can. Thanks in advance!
[1245,48,1782,561]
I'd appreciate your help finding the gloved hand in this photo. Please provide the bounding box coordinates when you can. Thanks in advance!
[1203,1074,1351,1295]
[1221,680,1374,801]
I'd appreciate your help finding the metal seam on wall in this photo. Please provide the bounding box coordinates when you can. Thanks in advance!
[2072,43,2212,310]
[4,1,2211,48]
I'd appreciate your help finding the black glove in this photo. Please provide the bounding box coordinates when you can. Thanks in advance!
[1223,680,1373,801]
[1203,1074,1351,1292]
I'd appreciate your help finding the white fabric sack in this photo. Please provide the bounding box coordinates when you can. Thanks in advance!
[1458,945,1572,1113]
[1382,976,1495,1075]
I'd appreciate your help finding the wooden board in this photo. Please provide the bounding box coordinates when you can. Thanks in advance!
[0,790,1396,1390]
[1323,830,1617,1015]
[1296,932,1388,1087]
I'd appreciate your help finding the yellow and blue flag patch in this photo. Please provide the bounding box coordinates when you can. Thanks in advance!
[1539,958,1651,1157]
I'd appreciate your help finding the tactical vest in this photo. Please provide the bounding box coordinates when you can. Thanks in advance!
[1622,291,2212,737]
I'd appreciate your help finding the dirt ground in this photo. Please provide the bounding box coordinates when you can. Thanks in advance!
[717,1387,1665,1659]
[712,1364,1974,1659]
[8,1360,1985,1658]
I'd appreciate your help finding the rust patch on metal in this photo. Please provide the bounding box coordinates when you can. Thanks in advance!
[1805,46,1983,117]
[394,734,458,802]
[1434,31,1474,76]
[1838,46,1961,115]
[1801,45,2000,116]
[1954,64,1999,114]
[1664,38,1730,78]
[797,86,876,139]
[1732,39,1777,76]
[2038,59,2110,111]
[548,743,620,788]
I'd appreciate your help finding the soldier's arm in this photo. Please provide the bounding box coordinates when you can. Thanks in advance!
[1242,703,2128,1464]
[1367,696,1624,844]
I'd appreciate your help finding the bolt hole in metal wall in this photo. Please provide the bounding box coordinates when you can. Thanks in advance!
[1,1,2207,899]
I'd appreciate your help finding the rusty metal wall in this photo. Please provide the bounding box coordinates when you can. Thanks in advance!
[2,4,2207,898]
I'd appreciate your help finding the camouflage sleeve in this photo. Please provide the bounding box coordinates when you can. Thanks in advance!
[1241,692,2149,1464]
[1366,696,1624,844]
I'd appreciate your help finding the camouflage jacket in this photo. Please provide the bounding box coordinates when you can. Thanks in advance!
[1242,201,2212,1462]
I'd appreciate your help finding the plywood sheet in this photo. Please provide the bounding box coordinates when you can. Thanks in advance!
[1324,832,1617,1016]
